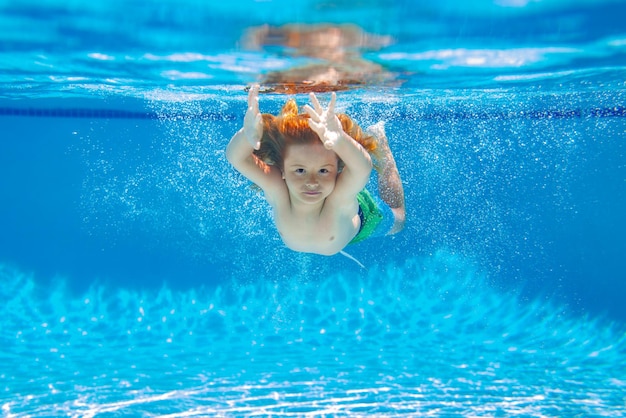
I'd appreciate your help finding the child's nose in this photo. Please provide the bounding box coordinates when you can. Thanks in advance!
[306,174,318,186]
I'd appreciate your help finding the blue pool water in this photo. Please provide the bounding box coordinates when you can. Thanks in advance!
[1,0,626,416]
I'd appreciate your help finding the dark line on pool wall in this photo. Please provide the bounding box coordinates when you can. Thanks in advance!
[0,107,237,121]
[0,105,624,120]
[396,105,626,121]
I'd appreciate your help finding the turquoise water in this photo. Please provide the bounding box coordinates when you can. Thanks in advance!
[3,254,625,415]
[1,0,626,416]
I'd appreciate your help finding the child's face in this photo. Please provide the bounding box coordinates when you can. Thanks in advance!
[282,142,339,205]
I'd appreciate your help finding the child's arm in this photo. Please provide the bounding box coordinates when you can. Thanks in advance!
[226,85,282,194]
[304,92,373,197]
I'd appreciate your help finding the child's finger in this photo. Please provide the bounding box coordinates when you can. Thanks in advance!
[309,92,323,113]
[248,84,260,112]
[307,119,324,135]
[302,105,321,123]
[328,92,337,113]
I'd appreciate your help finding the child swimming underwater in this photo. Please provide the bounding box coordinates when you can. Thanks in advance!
[226,85,405,255]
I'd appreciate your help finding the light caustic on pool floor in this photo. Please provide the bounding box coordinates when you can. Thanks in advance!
[1,253,625,416]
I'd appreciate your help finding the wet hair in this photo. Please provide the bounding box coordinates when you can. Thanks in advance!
[253,99,380,172]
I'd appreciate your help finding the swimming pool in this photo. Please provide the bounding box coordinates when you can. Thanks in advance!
[1,0,625,416]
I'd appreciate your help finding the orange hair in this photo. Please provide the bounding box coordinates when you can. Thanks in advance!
[253,99,379,171]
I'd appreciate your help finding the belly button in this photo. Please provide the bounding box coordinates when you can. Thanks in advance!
[329,236,335,241]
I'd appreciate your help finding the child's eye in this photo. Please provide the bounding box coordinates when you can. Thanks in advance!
[319,168,329,174]
[295,168,305,174]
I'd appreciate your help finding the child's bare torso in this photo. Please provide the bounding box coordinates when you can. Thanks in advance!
[271,197,360,255]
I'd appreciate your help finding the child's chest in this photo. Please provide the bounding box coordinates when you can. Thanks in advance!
[274,208,354,255]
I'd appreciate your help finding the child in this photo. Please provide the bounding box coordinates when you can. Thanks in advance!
[226,85,405,255]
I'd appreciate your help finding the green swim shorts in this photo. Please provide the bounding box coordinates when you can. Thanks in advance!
[349,189,384,244]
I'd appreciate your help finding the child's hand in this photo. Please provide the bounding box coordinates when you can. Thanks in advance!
[244,84,263,150]
[304,92,343,150]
